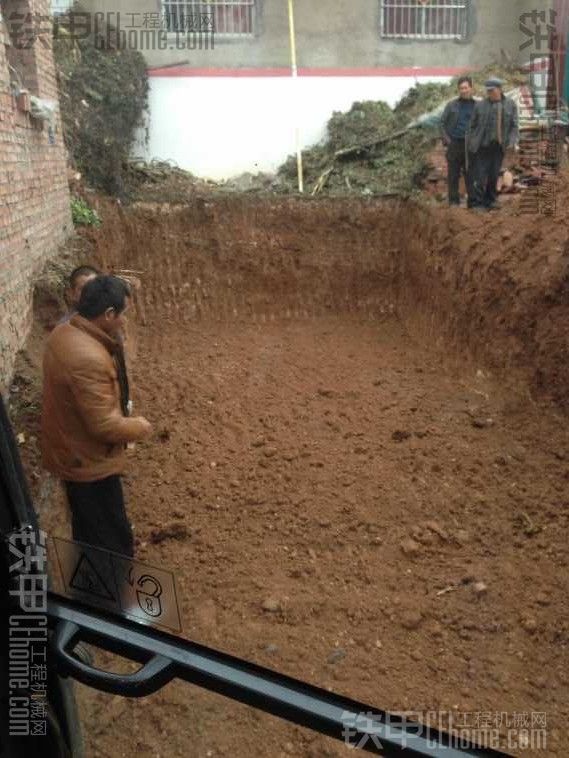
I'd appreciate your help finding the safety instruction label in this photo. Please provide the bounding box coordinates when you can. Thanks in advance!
[51,537,182,633]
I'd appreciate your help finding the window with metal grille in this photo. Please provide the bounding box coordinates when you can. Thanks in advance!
[380,0,469,40]
[163,1,256,36]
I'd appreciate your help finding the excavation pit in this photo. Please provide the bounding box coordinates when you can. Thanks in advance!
[22,194,569,757]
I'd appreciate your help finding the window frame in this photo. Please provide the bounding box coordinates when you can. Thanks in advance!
[379,0,470,41]
[161,0,257,39]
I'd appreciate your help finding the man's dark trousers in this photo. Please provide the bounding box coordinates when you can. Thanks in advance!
[64,475,134,557]
[446,138,471,205]
[470,143,504,209]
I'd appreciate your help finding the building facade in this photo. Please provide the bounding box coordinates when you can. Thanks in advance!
[78,0,554,178]
[1,0,71,388]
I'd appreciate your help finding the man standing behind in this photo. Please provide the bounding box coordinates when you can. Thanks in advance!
[42,275,152,559]
[58,265,100,325]
[440,76,477,207]
[468,78,519,211]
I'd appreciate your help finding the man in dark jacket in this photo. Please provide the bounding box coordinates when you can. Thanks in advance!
[440,76,477,206]
[467,78,519,211]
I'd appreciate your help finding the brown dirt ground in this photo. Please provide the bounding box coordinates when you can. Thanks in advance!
[10,185,569,757]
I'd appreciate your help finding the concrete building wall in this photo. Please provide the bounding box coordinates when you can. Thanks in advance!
[0,0,71,388]
[77,0,553,70]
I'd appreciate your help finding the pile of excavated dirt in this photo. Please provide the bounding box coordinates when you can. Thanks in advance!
[278,64,528,196]
[124,162,281,204]
[11,180,569,757]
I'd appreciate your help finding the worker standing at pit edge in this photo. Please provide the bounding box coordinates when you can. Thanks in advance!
[440,75,477,207]
[467,78,519,212]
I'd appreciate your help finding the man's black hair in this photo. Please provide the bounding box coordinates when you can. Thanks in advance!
[77,275,131,320]
[69,265,100,289]
[457,76,473,88]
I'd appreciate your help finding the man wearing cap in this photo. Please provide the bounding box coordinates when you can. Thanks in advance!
[467,78,518,211]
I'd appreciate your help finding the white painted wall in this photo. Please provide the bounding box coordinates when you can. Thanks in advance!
[133,74,453,180]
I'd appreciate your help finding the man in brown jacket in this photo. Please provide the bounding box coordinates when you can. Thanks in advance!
[42,275,152,558]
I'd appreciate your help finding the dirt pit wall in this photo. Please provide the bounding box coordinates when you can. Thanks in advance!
[82,190,569,411]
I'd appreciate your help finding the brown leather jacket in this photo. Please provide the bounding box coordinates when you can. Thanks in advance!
[41,315,148,482]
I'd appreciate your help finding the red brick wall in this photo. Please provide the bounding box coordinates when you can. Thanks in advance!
[0,0,71,389]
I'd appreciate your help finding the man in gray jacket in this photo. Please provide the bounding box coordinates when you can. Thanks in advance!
[467,78,519,211]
